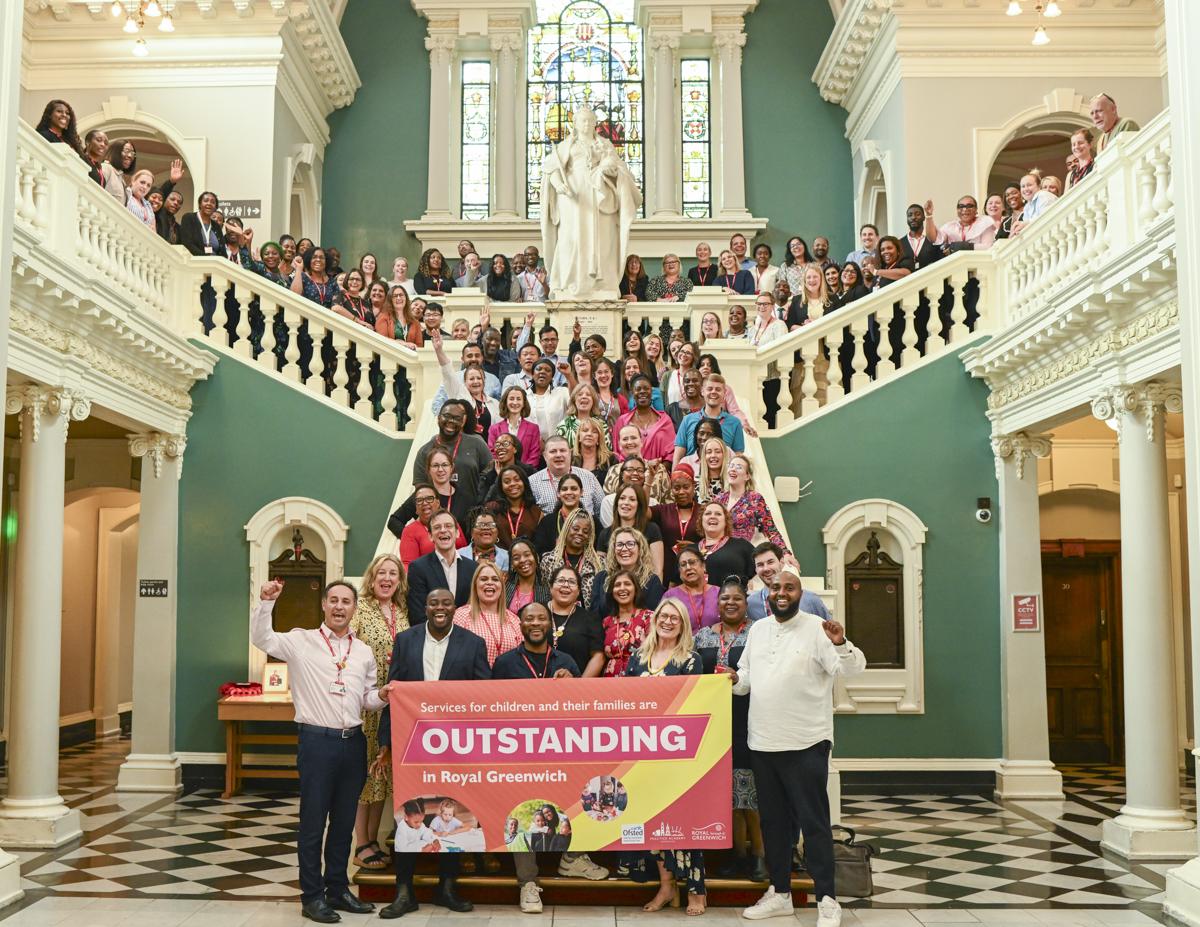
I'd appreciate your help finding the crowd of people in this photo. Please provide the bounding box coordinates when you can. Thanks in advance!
[35,89,1137,925]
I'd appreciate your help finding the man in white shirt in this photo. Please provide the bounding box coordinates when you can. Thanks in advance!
[530,436,604,517]
[731,566,866,926]
[844,224,879,266]
[252,579,394,923]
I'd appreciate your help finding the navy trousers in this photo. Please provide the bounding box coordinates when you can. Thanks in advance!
[297,726,367,903]
[751,741,834,900]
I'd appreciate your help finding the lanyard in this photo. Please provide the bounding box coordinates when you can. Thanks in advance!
[677,506,694,540]
[506,505,525,539]
[520,648,550,679]
[716,621,747,668]
[319,627,352,680]
[200,219,212,242]
[695,265,715,285]
[381,602,398,641]
[438,433,464,465]
[683,586,708,625]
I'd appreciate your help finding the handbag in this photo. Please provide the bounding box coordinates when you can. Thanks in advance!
[830,825,876,897]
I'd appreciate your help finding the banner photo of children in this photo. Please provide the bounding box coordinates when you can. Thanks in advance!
[394,796,487,854]
[580,775,628,822]
[503,799,572,853]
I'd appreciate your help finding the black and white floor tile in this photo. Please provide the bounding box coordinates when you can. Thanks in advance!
[0,738,1194,922]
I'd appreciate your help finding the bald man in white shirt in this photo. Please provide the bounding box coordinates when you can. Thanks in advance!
[731,567,866,927]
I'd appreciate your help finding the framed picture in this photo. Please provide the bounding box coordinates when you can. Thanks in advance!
[262,662,289,695]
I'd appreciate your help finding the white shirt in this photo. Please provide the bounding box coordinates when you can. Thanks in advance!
[527,386,571,441]
[394,820,439,852]
[750,263,778,295]
[250,600,384,729]
[435,549,459,593]
[732,611,866,751]
[423,625,454,680]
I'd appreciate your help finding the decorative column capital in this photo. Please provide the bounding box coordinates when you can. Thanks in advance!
[128,432,187,480]
[424,33,457,64]
[713,30,747,62]
[489,32,522,55]
[5,385,90,442]
[991,432,1052,481]
[1091,381,1182,441]
[650,31,681,52]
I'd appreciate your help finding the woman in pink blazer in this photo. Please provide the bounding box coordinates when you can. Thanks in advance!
[488,385,543,468]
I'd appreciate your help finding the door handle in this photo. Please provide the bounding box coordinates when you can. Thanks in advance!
[1093,673,1101,683]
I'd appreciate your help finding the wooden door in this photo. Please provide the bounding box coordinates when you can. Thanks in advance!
[1042,552,1119,763]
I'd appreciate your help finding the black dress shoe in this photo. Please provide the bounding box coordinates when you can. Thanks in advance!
[432,877,474,912]
[301,898,341,923]
[715,855,746,878]
[326,890,375,914]
[380,882,420,920]
[747,855,770,882]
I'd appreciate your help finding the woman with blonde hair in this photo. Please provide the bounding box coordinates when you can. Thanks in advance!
[453,560,521,666]
[351,554,410,871]
[625,598,706,914]
[557,383,606,450]
[591,526,665,611]
[698,312,723,345]
[573,417,614,486]
[645,333,669,382]
[125,169,157,230]
[697,435,730,503]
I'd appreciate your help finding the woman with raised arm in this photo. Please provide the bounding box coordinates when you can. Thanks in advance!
[716,453,789,553]
[290,247,341,309]
[431,329,499,436]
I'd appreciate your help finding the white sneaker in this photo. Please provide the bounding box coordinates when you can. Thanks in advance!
[742,886,794,919]
[520,881,543,913]
[557,853,609,880]
[816,896,842,927]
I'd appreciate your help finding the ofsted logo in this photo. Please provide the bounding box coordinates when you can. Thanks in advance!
[621,824,645,845]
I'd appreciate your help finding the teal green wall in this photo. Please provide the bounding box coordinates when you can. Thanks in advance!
[743,0,854,259]
[321,1,429,261]
[321,0,854,264]
[762,349,1001,758]
[176,348,409,753]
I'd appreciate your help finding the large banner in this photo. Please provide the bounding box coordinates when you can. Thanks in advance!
[388,675,731,853]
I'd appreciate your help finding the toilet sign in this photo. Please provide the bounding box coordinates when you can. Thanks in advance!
[139,579,169,598]
[1013,594,1040,632]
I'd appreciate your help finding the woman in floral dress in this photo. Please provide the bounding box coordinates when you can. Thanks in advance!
[351,554,409,871]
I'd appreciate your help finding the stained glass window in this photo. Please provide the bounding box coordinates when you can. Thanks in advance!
[680,59,711,219]
[527,0,644,220]
[461,61,491,220]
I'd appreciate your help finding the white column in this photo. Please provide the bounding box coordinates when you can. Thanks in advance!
[714,30,750,219]
[0,0,25,900]
[992,433,1063,799]
[118,434,186,793]
[0,387,89,848]
[424,33,457,218]
[1163,0,1200,917]
[1092,384,1195,859]
[650,30,680,217]
[491,32,521,218]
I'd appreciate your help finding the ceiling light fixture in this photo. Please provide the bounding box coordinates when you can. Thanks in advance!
[158,12,175,32]
[144,0,162,15]
[1032,23,1050,44]
[114,1,179,55]
[1011,1,1060,46]
[1044,0,1062,16]
[110,1,123,16]
[1006,1,1023,15]
[132,38,150,57]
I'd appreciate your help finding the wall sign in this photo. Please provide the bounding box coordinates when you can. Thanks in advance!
[1013,594,1040,632]
[220,200,262,220]
[139,579,169,598]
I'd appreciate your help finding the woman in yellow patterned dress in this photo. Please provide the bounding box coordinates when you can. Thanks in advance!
[352,554,409,870]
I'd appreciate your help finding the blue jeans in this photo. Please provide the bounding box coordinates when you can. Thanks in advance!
[297,726,367,903]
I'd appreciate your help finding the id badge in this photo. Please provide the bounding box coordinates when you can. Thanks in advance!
[203,246,214,254]
[329,680,347,696]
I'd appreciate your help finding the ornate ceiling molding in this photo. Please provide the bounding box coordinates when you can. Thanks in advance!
[812,0,892,105]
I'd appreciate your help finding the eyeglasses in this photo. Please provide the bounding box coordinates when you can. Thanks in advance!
[614,540,637,550]
[956,203,976,210]
[416,496,438,505]
[554,576,578,586]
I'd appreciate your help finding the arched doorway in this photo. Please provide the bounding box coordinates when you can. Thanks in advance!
[859,158,888,235]
[987,118,1088,197]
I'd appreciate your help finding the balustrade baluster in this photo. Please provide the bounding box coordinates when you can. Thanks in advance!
[947,272,968,341]
[899,296,920,366]
[32,173,49,231]
[798,342,818,417]
[234,287,255,359]
[18,159,34,222]
[330,331,353,411]
[878,303,899,378]
[305,319,328,398]
[256,297,279,372]
[283,308,303,383]
[1137,160,1157,228]
[1151,148,1172,220]
[380,358,400,431]
[849,317,870,391]
[825,329,846,404]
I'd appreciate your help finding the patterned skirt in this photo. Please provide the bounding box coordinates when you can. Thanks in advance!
[733,767,758,811]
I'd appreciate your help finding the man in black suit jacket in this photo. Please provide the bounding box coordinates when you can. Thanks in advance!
[179,190,222,256]
[406,511,474,622]
[898,204,943,270]
[374,588,490,919]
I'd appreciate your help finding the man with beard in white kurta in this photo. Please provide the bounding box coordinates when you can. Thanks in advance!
[540,107,642,300]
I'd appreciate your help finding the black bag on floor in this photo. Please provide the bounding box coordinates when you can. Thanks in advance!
[831,825,876,897]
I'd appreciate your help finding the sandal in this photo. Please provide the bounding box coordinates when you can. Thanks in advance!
[369,840,391,864]
[354,842,388,870]
[643,884,681,912]
[686,893,706,916]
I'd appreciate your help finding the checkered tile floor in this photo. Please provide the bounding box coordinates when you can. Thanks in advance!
[0,738,1194,919]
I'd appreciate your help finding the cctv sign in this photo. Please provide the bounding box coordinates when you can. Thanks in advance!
[1012,595,1040,632]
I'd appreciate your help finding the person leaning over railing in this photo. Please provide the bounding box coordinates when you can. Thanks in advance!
[1090,92,1139,153]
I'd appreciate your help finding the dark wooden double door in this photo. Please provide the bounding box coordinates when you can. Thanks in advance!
[1041,544,1121,764]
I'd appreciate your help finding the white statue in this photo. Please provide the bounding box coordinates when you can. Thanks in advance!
[539,108,642,300]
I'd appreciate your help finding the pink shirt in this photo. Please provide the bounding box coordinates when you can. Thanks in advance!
[934,216,996,249]
[453,605,521,666]
[613,408,677,465]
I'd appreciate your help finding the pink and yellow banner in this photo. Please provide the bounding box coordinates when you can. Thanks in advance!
[389,676,731,852]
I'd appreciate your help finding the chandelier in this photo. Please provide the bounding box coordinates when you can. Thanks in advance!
[1005,0,1062,45]
[109,0,177,56]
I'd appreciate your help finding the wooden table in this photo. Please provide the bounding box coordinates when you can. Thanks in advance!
[217,695,297,797]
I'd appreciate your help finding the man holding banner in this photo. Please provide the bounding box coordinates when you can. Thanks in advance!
[731,566,866,926]
[374,588,491,919]
[491,602,581,913]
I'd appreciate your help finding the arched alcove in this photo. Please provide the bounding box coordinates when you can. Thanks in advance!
[857,152,889,235]
[974,88,1092,198]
